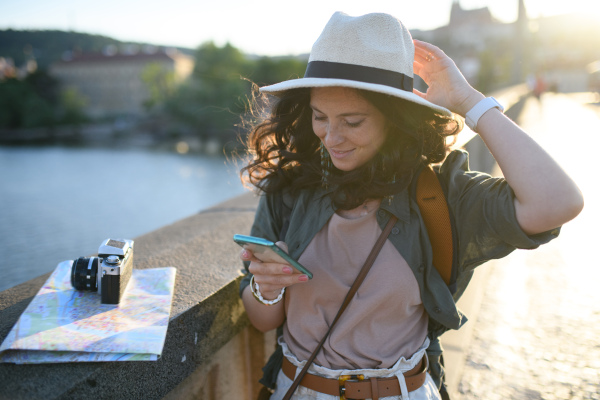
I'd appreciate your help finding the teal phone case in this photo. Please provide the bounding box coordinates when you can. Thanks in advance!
[233,234,313,279]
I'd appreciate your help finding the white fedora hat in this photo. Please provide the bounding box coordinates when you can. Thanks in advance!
[260,12,452,117]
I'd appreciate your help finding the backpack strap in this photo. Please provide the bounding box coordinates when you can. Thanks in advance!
[415,165,458,292]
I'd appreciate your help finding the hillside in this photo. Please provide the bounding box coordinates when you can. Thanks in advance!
[0,29,193,70]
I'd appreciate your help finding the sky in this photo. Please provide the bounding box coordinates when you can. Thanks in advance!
[1,0,599,56]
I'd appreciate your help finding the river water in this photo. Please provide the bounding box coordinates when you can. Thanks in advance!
[0,145,247,292]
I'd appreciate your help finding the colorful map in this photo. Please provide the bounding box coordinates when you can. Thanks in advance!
[0,261,176,364]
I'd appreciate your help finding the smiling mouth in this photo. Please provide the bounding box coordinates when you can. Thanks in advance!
[328,148,354,159]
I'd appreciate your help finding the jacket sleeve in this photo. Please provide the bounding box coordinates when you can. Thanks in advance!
[238,191,285,297]
[439,149,560,274]
[238,191,287,390]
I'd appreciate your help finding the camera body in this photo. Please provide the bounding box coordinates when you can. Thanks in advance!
[71,239,134,304]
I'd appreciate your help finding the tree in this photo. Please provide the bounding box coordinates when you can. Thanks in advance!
[0,76,54,128]
[165,42,308,144]
[166,42,253,141]
[249,56,306,86]
[57,87,88,125]
[0,69,87,129]
[141,62,176,112]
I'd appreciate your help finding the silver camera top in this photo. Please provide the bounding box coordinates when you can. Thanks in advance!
[99,239,134,277]
[98,239,133,258]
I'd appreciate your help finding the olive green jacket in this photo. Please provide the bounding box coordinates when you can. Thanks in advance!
[239,149,559,390]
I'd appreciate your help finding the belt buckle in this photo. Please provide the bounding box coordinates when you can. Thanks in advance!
[338,374,364,400]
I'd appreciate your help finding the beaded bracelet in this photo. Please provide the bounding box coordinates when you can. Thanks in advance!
[250,275,285,305]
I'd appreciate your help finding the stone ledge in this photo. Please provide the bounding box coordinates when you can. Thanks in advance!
[0,192,259,400]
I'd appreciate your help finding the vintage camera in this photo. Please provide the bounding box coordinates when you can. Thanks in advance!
[70,239,134,304]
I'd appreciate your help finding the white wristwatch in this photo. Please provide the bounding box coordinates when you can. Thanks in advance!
[465,97,504,132]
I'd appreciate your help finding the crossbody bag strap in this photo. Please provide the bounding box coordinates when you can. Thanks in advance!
[282,215,399,400]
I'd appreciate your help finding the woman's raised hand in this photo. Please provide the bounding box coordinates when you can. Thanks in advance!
[240,242,309,301]
[412,39,485,117]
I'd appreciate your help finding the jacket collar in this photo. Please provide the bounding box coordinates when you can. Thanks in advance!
[380,187,411,223]
[313,185,411,224]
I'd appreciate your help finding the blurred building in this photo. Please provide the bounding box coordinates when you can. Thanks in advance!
[414,1,514,49]
[412,0,517,88]
[49,47,194,118]
[446,0,508,48]
[412,0,600,92]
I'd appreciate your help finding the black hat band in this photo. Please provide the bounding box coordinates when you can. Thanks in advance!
[304,61,414,92]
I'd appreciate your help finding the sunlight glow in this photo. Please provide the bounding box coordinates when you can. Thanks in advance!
[1,0,599,55]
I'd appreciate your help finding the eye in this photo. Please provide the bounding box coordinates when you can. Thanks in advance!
[313,113,327,122]
[345,119,365,128]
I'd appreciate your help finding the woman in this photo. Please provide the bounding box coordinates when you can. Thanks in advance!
[238,12,583,400]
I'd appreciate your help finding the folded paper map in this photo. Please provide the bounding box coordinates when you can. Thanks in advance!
[0,261,176,364]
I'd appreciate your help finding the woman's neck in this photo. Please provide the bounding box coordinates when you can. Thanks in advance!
[336,198,382,220]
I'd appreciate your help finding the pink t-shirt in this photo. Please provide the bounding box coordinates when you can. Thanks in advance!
[283,205,428,370]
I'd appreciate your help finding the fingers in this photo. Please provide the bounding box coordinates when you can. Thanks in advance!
[412,89,427,100]
[243,249,308,298]
[240,248,259,263]
[413,39,444,58]
[413,60,429,82]
[414,44,434,64]
[250,261,308,297]
[248,258,293,276]
[414,49,432,65]
[240,242,308,299]
[249,260,307,283]
[275,241,289,252]
[413,39,451,71]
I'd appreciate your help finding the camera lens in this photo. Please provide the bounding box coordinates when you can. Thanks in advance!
[71,257,99,291]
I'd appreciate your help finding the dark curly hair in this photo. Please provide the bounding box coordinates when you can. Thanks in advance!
[240,85,462,210]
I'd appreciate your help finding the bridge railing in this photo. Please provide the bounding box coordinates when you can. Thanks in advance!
[0,84,531,400]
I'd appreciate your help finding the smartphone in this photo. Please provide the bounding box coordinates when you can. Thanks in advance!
[233,234,313,279]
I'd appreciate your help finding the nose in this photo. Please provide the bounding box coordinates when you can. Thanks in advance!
[323,122,344,147]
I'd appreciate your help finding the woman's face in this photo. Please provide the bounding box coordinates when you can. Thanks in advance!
[310,87,387,172]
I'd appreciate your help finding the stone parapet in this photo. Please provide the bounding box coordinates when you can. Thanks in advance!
[0,192,262,400]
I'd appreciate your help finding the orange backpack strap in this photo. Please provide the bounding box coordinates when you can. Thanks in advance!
[416,165,455,288]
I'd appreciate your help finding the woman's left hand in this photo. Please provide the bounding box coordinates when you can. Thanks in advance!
[413,42,584,235]
[412,39,484,116]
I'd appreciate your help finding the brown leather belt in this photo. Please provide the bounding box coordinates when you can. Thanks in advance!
[282,356,428,400]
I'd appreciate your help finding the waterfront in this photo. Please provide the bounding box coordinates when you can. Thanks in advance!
[0,145,247,292]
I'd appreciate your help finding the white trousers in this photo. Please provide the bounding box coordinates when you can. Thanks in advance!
[270,338,442,400]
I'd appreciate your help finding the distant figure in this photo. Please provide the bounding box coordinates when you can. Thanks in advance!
[534,74,547,99]
[237,12,583,400]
